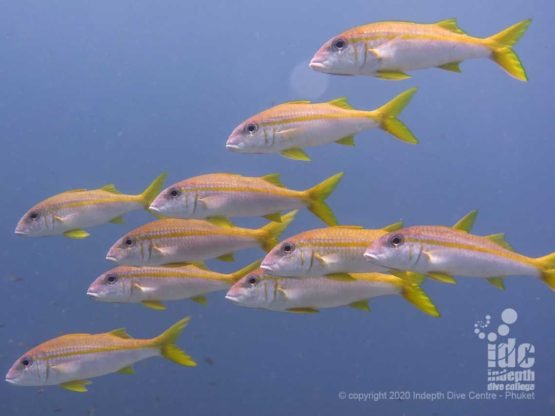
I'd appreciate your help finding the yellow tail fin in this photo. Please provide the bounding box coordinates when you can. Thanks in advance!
[372,88,418,144]
[141,173,168,208]
[256,211,297,252]
[229,260,262,283]
[488,19,531,81]
[537,252,555,290]
[305,172,344,226]
[401,275,440,317]
[153,317,196,367]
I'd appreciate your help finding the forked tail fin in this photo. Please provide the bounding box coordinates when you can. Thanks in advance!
[488,19,531,81]
[372,88,419,144]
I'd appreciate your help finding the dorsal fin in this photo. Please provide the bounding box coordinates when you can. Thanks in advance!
[452,210,478,232]
[100,184,121,194]
[64,189,88,193]
[282,100,311,105]
[333,225,363,230]
[434,18,466,34]
[485,233,514,251]
[109,328,132,339]
[261,173,284,187]
[383,221,404,232]
[328,97,353,110]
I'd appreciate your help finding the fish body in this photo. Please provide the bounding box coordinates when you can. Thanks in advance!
[226,269,439,316]
[150,172,343,225]
[260,223,402,278]
[364,225,555,290]
[15,174,167,239]
[5,318,195,392]
[226,89,418,161]
[106,212,296,266]
[87,261,260,308]
[310,19,530,81]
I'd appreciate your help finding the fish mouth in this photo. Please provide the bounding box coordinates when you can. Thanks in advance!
[260,264,274,273]
[225,143,241,151]
[225,294,238,303]
[309,60,326,71]
[14,228,26,236]
[149,205,161,213]
[5,375,16,384]
[363,252,384,265]
[86,290,99,299]
[105,255,118,262]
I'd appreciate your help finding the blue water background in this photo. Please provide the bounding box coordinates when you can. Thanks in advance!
[1,0,554,415]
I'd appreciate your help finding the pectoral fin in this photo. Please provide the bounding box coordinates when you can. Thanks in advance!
[63,229,90,239]
[280,148,311,161]
[487,277,506,290]
[427,272,457,284]
[375,70,411,80]
[191,295,208,305]
[349,300,370,311]
[286,307,319,314]
[60,380,91,393]
[142,300,166,310]
[277,128,301,140]
[132,283,157,294]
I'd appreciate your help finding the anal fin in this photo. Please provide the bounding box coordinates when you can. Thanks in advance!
[437,62,462,73]
[286,307,319,314]
[335,135,355,146]
[142,300,166,310]
[487,277,506,290]
[349,300,370,311]
[375,70,411,80]
[60,380,91,393]
[280,148,311,161]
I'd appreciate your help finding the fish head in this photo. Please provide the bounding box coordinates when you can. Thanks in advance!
[226,115,272,153]
[364,229,419,270]
[149,184,195,218]
[309,32,375,75]
[15,205,52,237]
[226,269,270,307]
[261,237,311,276]
[87,267,132,302]
[6,350,45,386]
[106,233,144,265]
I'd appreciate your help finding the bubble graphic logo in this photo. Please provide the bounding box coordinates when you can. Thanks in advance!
[474,308,535,393]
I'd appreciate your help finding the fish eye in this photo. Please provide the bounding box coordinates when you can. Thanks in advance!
[169,188,181,198]
[106,274,118,284]
[332,37,347,51]
[20,356,32,367]
[281,242,295,255]
[124,237,135,247]
[29,212,40,221]
[247,275,257,285]
[245,123,259,135]
[389,234,405,248]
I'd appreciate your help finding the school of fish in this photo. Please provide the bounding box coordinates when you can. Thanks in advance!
[7,16,542,393]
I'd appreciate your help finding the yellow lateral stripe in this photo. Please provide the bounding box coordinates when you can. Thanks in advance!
[138,229,251,240]
[297,241,369,248]
[179,186,297,197]
[349,32,481,45]
[56,197,137,209]
[260,112,366,127]
[40,344,150,361]
[124,271,227,280]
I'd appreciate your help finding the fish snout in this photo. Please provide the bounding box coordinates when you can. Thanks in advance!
[363,251,380,263]
[5,369,17,384]
[309,53,328,72]
[259,263,274,273]
[14,223,28,236]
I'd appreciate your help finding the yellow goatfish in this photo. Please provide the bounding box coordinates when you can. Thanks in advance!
[87,261,261,310]
[226,268,439,317]
[310,18,531,81]
[5,317,196,392]
[106,211,297,266]
[149,172,343,226]
[226,89,418,161]
[15,173,167,239]
[365,218,555,291]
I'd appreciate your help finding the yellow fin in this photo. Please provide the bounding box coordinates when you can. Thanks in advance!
[401,283,440,317]
[487,277,506,290]
[263,212,282,222]
[485,233,514,251]
[452,209,478,232]
[328,97,353,109]
[383,221,404,232]
[375,70,411,80]
[191,295,208,305]
[117,366,135,375]
[216,253,235,262]
[206,216,233,227]
[488,19,531,81]
[336,135,355,146]
[100,184,121,194]
[142,300,166,311]
[60,380,91,393]
[287,307,319,314]
[434,18,466,34]
[261,173,284,187]
[283,100,311,105]
[334,225,363,229]
[325,273,356,282]
[154,316,196,367]
[438,62,462,73]
[257,211,297,252]
[349,300,370,311]
[427,272,457,284]
[63,229,90,239]
[109,328,132,339]
[541,269,555,291]
[141,173,167,207]
[280,148,311,161]
[373,88,417,144]
[306,172,344,226]
[109,216,125,224]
